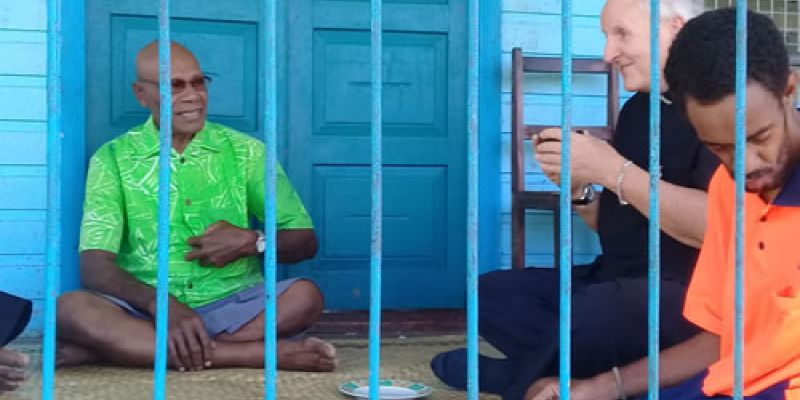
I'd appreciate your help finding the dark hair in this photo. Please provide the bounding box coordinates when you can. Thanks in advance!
[665,8,790,110]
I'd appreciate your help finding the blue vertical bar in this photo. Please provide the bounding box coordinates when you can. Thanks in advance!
[558,0,573,398]
[153,1,172,398]
[466,0,480,397]
[647,1,661,400]
[263,0,279,399]
[733,2,747,399]
[368,0,383,398]
[43,0,63,398]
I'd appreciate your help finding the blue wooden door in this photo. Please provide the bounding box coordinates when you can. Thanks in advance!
[285,0,468,309]
[86,0,467,310]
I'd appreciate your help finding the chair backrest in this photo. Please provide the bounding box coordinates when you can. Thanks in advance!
[511,47,620,195]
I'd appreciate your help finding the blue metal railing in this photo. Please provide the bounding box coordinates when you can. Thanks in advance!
[466,0,481,398]
[40,1,750,400]
[558,1,574,398]
[153,1,174,397]
[368,0,384,398]
[262,0,279,399]
[43,0,63,398]
[733,2,747,399]
[647,1,662,399]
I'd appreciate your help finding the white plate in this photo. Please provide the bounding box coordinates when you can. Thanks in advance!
[338,379,433,400]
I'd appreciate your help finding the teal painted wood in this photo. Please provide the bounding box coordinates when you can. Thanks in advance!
[503,0,605,16]
[44,0,62,396]
[733,3,747,399]
[0,0,47,30]
[0,0,81,331]
[502,14,604,57]
[368,0,383,398]
[0,76,46,120]
[0,31,46,75]
[262,0,279,398]
[0,176,47,209]
[286,0,468,309]
[0,0,79,335]
[0,122,47,165]
[0,218,46,254]
[478,0,501,273]
[59,0,86,294]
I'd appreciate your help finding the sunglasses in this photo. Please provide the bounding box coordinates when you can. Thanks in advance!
[137,75,213,94]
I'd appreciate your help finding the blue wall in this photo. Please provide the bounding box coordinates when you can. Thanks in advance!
[0,0,49,334]
[0,0,84,335]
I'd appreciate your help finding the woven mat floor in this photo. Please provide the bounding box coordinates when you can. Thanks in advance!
[5,335,502,400]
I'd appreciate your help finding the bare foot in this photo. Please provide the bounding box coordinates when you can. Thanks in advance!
[277,337,337,372]
[56,341,100,367]
[0,347,28,393]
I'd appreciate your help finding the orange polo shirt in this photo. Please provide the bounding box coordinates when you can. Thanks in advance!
[685,164,800,399]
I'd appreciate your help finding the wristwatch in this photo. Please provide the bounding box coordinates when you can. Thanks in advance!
[255,230,266,254]
[572,183,596,206]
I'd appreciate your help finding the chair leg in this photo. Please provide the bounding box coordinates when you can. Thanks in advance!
[511,203,525,270]
[552,204,560,270]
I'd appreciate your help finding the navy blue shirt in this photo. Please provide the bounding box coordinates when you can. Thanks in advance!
[593,92,719,283]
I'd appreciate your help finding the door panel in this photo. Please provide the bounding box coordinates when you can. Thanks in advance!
[86,0,260,156]
[287,0,467,309]
[87,0,467,310]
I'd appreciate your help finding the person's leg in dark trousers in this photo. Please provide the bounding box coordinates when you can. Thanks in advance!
[0,291,32,347]
[431,268,565,394]
[633,371,788,400]
[502,276,700,400]
[0,290,33,393]
[478,268,562,358]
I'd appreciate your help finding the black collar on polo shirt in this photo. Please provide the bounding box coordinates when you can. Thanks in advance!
[773,162,800,207]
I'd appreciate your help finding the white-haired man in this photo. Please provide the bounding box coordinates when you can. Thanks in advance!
[430,1,719,399]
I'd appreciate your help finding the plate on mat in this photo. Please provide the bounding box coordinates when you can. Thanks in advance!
[338,379,433,399]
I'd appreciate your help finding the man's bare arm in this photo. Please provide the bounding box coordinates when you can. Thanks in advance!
[598,162,708,248]
[592,331,720,399]
[528,331,720,400]
[535,129,708,248]
[277,229,318,264]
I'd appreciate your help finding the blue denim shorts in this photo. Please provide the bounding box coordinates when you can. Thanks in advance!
[94,278,300,337]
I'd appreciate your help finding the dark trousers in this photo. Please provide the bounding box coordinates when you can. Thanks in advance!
[478,267,700,400]
[634,371,788,400]
[0,290,32,346]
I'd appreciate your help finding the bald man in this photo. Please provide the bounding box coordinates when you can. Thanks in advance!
[55,41,337,373]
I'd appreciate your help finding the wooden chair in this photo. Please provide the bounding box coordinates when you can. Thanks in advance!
[511,47,620,269]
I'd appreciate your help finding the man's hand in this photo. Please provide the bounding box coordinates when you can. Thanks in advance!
[148,298,214,372]
[185,220,258,267]
[525,374,617,400]
[525,377,561,400]
[533,128,625,190]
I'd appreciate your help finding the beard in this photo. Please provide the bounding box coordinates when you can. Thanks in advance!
[730,143,798,195]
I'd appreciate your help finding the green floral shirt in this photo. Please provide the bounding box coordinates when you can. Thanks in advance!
[79,117,313,308]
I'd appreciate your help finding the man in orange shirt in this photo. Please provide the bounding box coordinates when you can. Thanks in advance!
[527,7,800,400]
